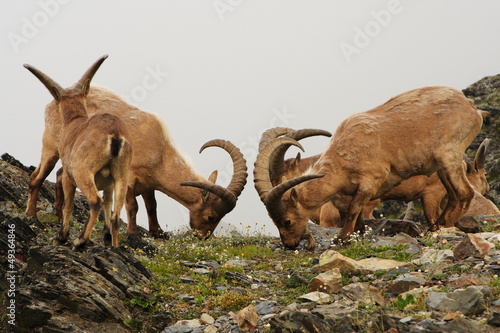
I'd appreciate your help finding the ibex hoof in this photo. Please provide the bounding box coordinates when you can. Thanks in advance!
[72,238,89,251]
[332,236,350,246]
[150,229,170,240]
[103,232,112,246]
[52,237,67,246]
[428,224,439,232]
[27,216,46,229]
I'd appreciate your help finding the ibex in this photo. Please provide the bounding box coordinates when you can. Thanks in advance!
[318,138,492,227]
[26,62,247,240]
[255,86,484,249]
[24,55,133,248]
[258,127,343,226]
[261,129,490,228]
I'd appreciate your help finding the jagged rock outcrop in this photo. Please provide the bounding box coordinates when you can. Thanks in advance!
[464,74,500,206]
[0,156,165,332]
[0,153,94,224]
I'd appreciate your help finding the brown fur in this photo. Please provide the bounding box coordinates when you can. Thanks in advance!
[255,86,483,248]
[25,56,133,248]
[27,85,246,239]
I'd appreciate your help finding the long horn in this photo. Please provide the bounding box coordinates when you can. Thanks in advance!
[73,54,108,93]
[258,127,294,151]
[181,139,247,214]
[254,137,305,202]
[474,138,491,169]
[269,128,332,181]
[265,174,324,221]
[24,63,65,101]
[254,136,324,220]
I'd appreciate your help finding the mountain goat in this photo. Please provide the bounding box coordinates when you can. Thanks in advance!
[26,59,247,240]
[255,86,484,249]
[25,55,132,248]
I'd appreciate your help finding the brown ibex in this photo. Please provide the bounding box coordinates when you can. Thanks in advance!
[255,86,484,249]
[319,138,492,227]
[261,129,490,228]
[26,62,247,240]
[25,55,133,248]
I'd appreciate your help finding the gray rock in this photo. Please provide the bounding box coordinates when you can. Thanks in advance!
[255,301,277,315]
[385,273,426,295]
[16,244,154,332]
[269,311,337,332]
[427,286,486,316]
[412,248,454,265]
[341,282,386,306]
[488,311,500,327]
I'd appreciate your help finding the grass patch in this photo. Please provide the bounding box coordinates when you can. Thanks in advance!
[136,232,317,322]
[339,242,415,262]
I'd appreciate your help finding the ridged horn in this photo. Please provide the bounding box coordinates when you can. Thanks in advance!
[269,128,332,181]
[73,55,108,94]
[181,139,247,214]
[258,127,294,151]
[24,63,65,101]
[474,138,491,169]
[254,136,324,221]
[254,137,305,202]
[264,173,324,221]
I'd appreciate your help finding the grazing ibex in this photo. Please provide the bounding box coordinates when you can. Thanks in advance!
[319,138,492,227]
[258,127,343,226]
[255,86,484,249]
[262,129,491,228]
[26,62,247,240]
[25,55,133,248]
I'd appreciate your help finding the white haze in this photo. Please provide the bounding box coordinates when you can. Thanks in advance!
[1,1,499,236]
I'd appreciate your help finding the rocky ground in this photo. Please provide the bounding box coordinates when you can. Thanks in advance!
[1,75,500,333]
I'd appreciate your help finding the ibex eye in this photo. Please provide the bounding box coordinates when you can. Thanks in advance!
[208,216,216,223]
[283,220,291,227]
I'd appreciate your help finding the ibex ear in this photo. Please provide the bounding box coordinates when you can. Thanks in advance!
[290,188,299,207]
[208,170,218,184]
[202,171,218,204]
[290,153,302,168]
[202,189,210,204]
[50,87,61,102]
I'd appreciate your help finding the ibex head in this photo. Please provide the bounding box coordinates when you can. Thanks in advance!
[254,137,323,249]
[24,55,108,108]
[466,138,491,194]
[181,139,248,239]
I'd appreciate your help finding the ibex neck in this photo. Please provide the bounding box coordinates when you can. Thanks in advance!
[59,100,89,126]
[153,146,207,207]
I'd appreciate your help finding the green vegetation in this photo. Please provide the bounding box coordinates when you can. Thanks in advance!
[132,231,317,321]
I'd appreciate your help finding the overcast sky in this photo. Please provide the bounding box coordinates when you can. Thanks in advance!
[1,1,500,236]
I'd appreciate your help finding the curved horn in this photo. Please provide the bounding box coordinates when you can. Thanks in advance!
[254,136,324,220]
[254,137,305,202]
[258,127,294,151]
[269,128,332,180]
[24,63,65,101]
[474,138,491,169]
[73,54,108,93]
[264,173,324,221]
[181,139,247,214]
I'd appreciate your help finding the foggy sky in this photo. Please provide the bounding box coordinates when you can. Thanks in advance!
[1,1,500,236]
